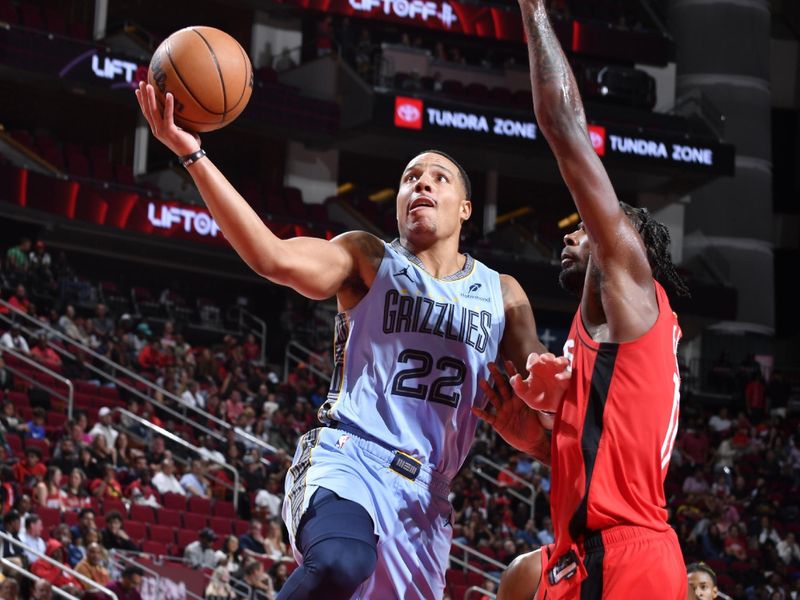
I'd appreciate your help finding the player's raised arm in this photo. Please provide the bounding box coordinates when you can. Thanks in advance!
[136,83,379,302]
[519,2,652,280]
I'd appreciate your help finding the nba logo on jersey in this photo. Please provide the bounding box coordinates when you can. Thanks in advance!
[336,434,350,449]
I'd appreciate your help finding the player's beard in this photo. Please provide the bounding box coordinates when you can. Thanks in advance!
[558,264,584,296]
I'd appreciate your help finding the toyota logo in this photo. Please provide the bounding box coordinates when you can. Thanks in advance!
[589,130,603,150]
[397,103,421,123]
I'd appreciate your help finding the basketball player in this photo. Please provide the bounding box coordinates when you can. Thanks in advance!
[474,1,691,598]
[686,563,719,599]
[135,82,553,599]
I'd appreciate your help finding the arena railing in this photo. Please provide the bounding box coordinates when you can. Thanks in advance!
[109,549,249,600]
[449,540,504,585]
[465,586,498,600]
[0,557,80,600]
[108,549,207,600]
[0,531,119,600]
[111,407,242,510]
[229,305,267,365]
[283,340,331,384]
[0,299,279,459]
[0,345,74,418]
[472,455,537,521]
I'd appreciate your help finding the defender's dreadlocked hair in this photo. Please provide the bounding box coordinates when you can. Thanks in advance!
[620,202,691,298]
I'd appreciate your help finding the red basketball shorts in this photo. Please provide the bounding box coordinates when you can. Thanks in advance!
[537,526,687,600]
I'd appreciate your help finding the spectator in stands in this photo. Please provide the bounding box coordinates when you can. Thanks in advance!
[0,354,10,391]
[33,466,67,509]
[0,323,30,355]
[19,514,46,564]
[1,399,29,440]
[269,561,289,594]
[5,238,31,276]
[180,379,204,410]
[152,458,185,495]
[88,407,118,449]
[1,511,26,566]
[75,542,111,588]
[70,508,96,545]
[28,240,53,280]
[254,475,283,520]
[107,565,144,600]
[745,372,767,421]
[31,334,61,370]
[25,407,47,443]
[52,437,80,477]
[198,435,226,465]
[723,524,747,562]
[215,535,243,574]
[239,520,268,556]
[205,565,237,599]
[223,391,245,423]
[113,431,132,469]
[91,303,114,339]
[58,305,89,345]
[6,284,30,314]
[0,578,19,600]
[101,510,139,552]
[78,446,103,481]
[53,523,82,568]
[776,532,800,565]
[234,560,273,600]
[180,459,210,498]
[30,580,52,600]
[12,447,46,487]
[146,436,169,469]
[91,463,124,501]
[184,527,219,569]
[709,406,733,434]
[137,337,162,373]
[90,432,116,468]
[263,519,288,560]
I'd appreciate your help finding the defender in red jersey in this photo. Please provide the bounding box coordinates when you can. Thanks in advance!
[473,1,692,598]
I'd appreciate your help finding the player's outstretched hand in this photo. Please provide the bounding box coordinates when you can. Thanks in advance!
[510,352,571,414]
[473,361,550,458]
[135,82,200,158]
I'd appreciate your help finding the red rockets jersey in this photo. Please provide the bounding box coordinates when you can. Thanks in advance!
[547,280,682,567]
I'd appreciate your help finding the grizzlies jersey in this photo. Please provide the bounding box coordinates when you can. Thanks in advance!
[322,239,505,480]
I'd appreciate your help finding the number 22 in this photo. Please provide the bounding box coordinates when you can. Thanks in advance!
[391,349,467,408]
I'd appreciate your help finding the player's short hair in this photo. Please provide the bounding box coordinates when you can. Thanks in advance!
[413,149,472,201]
[686,562,717,585]
[620,202,690,297]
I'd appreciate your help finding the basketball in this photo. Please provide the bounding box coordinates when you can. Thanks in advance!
[148,26,253,133]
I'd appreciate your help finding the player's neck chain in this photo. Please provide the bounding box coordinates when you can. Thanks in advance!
[390,239,474,282]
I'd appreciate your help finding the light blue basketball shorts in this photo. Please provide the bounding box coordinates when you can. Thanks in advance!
[282,426,454,600]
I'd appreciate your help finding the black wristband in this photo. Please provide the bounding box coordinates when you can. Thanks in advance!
[179,148,206,168]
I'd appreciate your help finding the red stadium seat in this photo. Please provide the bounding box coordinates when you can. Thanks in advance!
[182,513,207,531]
[175,529,196,553]
[162,493,186,511]
[148,525,174,545]
[156,509,181,528]
[209,517,232,536]
[129,505,154,523]
[142,540,168,556]
[213,501,236,519]
[232,520,249,536]
[36,507,61,532]
[124,521,146,543]
[187,496,212,514]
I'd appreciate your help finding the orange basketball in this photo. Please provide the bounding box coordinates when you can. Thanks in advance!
[148,26,253,133]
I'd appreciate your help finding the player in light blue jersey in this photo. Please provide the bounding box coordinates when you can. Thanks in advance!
[136,81,553,600]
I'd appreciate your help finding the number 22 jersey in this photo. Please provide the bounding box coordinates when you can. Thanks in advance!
[323,239,505,480]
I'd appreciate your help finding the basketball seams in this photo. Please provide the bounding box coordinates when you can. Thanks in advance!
[191,27,228,118]
[164,43,225,118]
[229,41,250,111]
